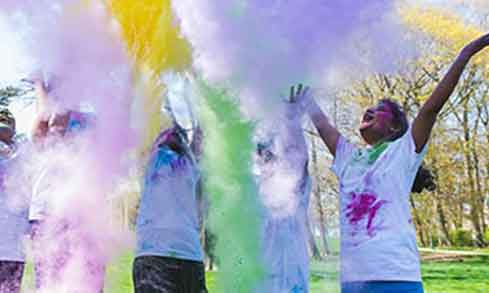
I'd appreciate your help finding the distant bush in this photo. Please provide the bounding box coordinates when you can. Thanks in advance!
[449,229,473,247]
[483,230,489,245]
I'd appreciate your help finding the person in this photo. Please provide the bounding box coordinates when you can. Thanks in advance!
[254,94,311,292]
[0,109,29,293]
[293,33,489,293]
[27,78,102,292]
[133,124,207,293]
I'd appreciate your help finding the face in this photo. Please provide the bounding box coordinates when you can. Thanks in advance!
[359,101,398,145]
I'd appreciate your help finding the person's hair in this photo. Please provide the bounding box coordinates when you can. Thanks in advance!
[412,164,436,193]
[379,98,409,142]
[380,99,436,193]
[154,125,188,148]
[152,124,194,164]
[0,108,16,130]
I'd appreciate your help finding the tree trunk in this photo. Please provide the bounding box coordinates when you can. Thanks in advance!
[311,135,331,255]
[307,220,322,260]
[462,103,485,246]
[432,155,452,246]
[410,196,427,247]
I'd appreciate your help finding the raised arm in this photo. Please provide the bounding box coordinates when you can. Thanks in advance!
[190,126,203,161]
[291,84,341,156]
[412,33,489,152]
[29,79,52,142]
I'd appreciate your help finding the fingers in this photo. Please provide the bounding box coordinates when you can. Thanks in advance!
[288,83,309,103]
[297,83,303,96]
[302,86,310,98]
[21,78,35,85]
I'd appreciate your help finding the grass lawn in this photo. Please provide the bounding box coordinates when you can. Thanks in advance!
[20,253,488,292]
[421,256,489,293]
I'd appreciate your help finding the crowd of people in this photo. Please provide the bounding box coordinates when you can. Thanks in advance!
[0,33,488,293]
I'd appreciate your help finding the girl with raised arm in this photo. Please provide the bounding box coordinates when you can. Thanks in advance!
[295,34,489,293]
[27,78,102,292]
[133,124,207,293]
[254,93,312,293]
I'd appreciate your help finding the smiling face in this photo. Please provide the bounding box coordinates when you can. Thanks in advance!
[360,100,404,145]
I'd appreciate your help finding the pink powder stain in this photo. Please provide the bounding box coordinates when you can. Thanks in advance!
[346,191,387,237]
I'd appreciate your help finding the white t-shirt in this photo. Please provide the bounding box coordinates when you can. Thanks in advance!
[29,167,50,221]
[28,143,78,221]
[28,155,64,221]
[332,128,427,283]
[135,147,203,262]
[0,147,29,262]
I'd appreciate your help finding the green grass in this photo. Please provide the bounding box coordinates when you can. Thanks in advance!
[20,253,488,292]
[421,256,489,293]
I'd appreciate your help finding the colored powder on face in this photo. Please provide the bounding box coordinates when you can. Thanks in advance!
[195,79,265,292]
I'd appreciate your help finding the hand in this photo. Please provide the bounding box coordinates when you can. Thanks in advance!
[22,71,59,94]
[21,78,44,91]
[461,33,489,57]
[288,84,310,104]
[282,84,314,125]
[287,83,320,115]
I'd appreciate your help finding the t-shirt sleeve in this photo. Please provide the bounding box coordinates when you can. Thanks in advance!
[396,126,429,173]
[331,135,356,178]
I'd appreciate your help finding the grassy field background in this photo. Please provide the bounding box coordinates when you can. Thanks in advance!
[20,251,489,292]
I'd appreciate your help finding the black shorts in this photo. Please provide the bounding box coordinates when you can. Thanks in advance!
[133,255,207,293]
[0,261,24,293]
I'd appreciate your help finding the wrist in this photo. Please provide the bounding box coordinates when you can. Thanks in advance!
[305,98,321,116]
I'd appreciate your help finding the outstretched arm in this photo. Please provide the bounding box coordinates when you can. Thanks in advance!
[29,79,52,142]
[413,33,489,152]
[190,126,203,161]
[291,84,341,156]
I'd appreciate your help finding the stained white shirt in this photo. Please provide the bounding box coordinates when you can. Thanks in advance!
[332,128,427,282]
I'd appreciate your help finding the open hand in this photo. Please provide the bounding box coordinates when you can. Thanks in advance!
[288,84,310,104]
[284,83,314,122]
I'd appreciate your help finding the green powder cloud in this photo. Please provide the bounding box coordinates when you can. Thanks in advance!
[196,80,265,292]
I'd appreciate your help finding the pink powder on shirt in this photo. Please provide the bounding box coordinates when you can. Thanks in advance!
[346,191,387,237]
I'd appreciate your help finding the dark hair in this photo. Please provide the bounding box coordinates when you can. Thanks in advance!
[380,99,436,193]
[154,125,188,149]
[0,108,16,130]
[379,99,409,142]
[412,164,436,193]
[152,124,195,165]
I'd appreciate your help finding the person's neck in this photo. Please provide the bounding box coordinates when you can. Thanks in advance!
[371,139,388,148]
